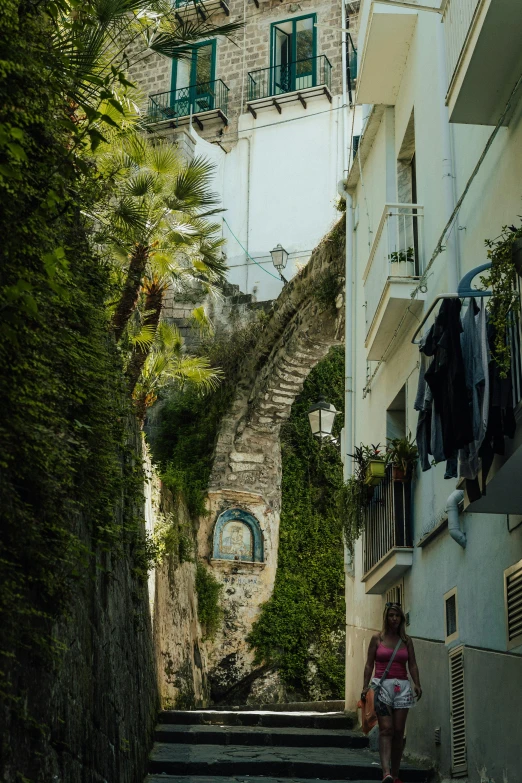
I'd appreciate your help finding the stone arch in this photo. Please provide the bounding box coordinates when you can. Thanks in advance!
[198,217,346,702]
[212,508,264,563]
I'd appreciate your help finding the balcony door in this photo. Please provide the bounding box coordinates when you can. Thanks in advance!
[271,15,316,95]
[171,40,216,117]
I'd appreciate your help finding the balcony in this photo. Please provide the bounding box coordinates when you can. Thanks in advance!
[362,466,413,595]
[147,80,229,131]
[464,290,522,514]
[363,203,425,361]
[246,55,332,118]
[355,0,421,105]
[442,0,522,125]
[173,0,229,22]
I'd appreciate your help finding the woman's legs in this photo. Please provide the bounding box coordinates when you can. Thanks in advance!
[377,712,394,777]
[391,708,409,779]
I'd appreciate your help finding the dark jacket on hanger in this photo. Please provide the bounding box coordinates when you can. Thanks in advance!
[424,298,473,455]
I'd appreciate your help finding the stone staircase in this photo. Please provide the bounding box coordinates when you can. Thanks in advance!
[145,709,433,782]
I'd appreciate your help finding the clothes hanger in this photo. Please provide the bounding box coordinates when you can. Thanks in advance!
[411,262,492,345]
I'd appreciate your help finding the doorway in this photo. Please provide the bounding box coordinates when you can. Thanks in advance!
[171,40,216,116]
[271,15,316,95]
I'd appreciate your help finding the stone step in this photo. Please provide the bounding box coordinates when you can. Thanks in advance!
[158,710,355,730]
[148,743,432,781]
[211,699,346,713]
[154,724,368,749]
[147,778,394,783]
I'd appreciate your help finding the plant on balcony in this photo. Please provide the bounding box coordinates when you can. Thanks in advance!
[389,247,414,264]
[480,222,522,377]
[385,434,418,482]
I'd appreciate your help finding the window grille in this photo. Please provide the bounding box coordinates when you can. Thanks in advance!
[505,559,522,650]
[449,645,467,776]
[385,583,403,607]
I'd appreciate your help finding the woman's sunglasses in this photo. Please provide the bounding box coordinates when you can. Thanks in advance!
[385,602,402,608]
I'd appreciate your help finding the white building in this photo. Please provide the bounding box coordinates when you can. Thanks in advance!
[343,1,522,780]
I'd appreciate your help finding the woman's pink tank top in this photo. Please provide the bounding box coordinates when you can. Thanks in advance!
[375,642,409,680]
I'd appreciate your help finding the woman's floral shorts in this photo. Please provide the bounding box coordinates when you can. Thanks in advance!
[372,677,414,712]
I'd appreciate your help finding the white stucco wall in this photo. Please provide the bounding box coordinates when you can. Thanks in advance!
[192,96,355,301]
[345,7,522,765]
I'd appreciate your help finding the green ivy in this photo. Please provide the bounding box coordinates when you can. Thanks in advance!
[196,562,224,641]
[248,347,346,699]
[0,0,145,729]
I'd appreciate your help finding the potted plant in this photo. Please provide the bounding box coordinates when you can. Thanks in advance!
[389,247,414,265]
[364,444,386,486]
[385,434,419,482]
[480,222,522,377]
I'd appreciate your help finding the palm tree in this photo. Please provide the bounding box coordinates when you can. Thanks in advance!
[132,321,222,422]
[93,131,226,338]
[48,0,242,117]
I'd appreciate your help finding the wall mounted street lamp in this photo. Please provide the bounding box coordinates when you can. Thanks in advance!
[270,244,289,285]
[307,396,339,446]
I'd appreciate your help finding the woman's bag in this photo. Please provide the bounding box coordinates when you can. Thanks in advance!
[358,688,377,734]
[357,638,403,734]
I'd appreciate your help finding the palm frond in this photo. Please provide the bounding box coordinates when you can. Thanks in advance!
[190,305,214,336]
[131,324,157,348]
[147,141,181,177]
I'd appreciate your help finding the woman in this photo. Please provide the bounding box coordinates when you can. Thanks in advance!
[361,603,422,783]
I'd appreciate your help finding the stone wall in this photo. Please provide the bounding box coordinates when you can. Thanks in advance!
[0,425,159,783]
[145,448,209,709]
[129,0,353,144]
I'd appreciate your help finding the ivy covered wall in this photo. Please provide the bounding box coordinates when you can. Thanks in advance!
[248,346,346,700]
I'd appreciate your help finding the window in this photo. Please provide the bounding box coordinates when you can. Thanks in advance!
[270,15,317,94]
[171,40,217,114]
[385,582,403,608]
[444,587,459,643]
[387,386,406,441]
[213,508,264,563]
[504,559,522,650]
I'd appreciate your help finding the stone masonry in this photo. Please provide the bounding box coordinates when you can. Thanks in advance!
[198,217,346,702]
[129,0,358,145]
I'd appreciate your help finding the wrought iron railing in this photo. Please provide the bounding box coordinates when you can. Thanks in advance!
[347,32,357,103]
[442,0,481,89]
[363,465,413,575]
[507,281,522,408]
[248,54,332,101]
[147,79,229,123]
[363,203,424,337]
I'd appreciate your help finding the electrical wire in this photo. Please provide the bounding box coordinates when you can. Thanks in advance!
[362,72,522,398]
[223,217,282,281]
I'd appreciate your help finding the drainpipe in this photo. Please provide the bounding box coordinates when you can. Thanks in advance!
[341,1,348,176]
[238,136,251,292]
[436,18,460,291]
[446,489,466,548]
[344,191,355,574]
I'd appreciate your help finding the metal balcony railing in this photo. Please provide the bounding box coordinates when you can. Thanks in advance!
[363,203,424,337]
[363,466,413,576]
[147,79,229,124]
[442,0,481,88]
[248,54,332,101]
[507,282,522,408]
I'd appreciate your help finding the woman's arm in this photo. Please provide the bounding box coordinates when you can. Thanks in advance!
[361,633,379,699]
[407,638,422,699]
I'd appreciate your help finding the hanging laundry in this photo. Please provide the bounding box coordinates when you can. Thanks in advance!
[458,298,489,481]
[424,298,473,455]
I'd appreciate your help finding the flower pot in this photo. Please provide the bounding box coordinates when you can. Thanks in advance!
[366,458,386,486]
[512,238,522,278]
[392,465,407,482]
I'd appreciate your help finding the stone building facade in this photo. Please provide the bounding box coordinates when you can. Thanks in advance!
[130,0,349,145]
